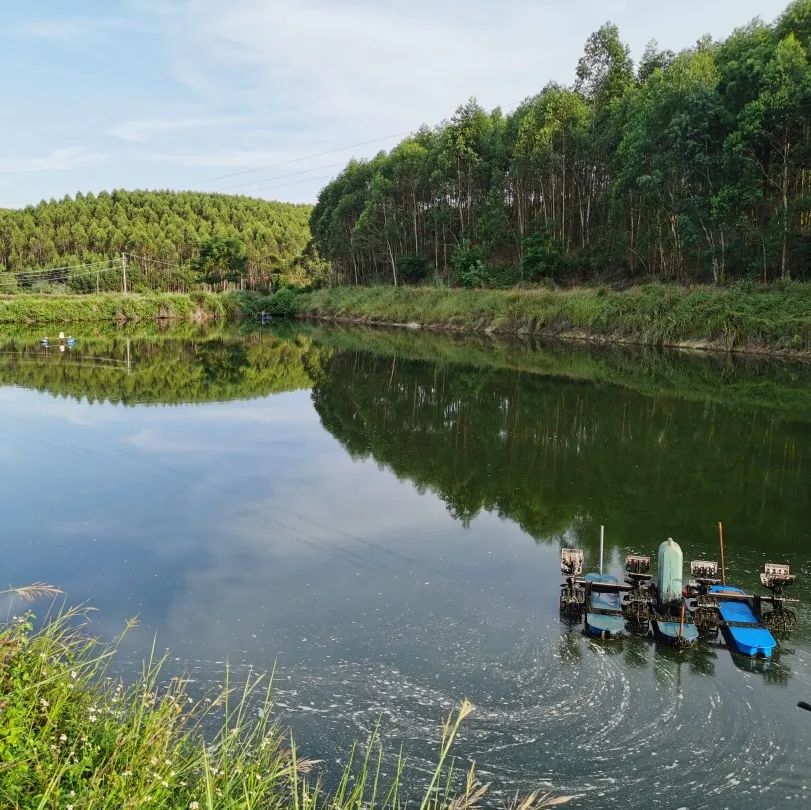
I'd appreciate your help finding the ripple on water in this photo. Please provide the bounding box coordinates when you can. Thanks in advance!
[119,615,811,810]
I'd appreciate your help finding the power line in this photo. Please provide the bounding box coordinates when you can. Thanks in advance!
[237,173,335,195]
[12,264,121,282]
[196,130,413,185]
[8,258,119,277]
[125,253,185,269]
[198,98,531,193]
[220,161,346,192]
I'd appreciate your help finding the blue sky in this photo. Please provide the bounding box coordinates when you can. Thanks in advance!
[0,0,792,209]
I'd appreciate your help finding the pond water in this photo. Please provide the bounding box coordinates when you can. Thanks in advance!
[1,325,809,809]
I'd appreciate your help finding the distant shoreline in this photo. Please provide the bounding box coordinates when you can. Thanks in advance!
[0,283,808,359]
[287,284,811,360]
[297,312,811,359]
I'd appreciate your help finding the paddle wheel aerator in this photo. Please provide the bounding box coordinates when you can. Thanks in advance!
[689,560,721,634]
[760,564,799,633]
[560,548,585,620]
[622,554,653,630]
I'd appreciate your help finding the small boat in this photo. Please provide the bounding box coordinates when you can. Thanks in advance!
[584,573,625,639]
[710,585,777,658]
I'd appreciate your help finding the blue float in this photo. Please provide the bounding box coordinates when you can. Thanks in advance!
[584,573,625,639]
[710,585,777,658]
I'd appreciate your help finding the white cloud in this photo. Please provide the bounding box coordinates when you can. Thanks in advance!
[107,115,249,143]
[0,147,106,173]
[167,0,792,144]
[173,0,560,132]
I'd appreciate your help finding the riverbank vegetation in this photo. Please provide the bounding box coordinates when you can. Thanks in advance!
[0,605,570,808]
[0,190,317,290]
[0,291,237,326]
[311,1,811,287]
[1,281,808,356]
[292,282,811,354]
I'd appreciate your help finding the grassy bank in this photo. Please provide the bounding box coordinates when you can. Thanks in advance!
[0,292,237,326]
[290,284,811,356]
[0,602,570,809]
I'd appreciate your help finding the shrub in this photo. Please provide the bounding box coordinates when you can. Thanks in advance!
[268,287,300,315]
[452,240,491,288]
[521,231,567,280]
[0,272,18,294]
[397,254,430,284]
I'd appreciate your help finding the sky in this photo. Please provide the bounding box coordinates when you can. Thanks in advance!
[0,0,792,209]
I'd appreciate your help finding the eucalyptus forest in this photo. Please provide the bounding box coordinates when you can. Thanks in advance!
[0,190,313,288]
[311,0,811,287]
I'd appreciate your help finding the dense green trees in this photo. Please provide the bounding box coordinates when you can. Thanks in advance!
[311,1,811,286]
[0,190,312,290]
[192,236,247,285]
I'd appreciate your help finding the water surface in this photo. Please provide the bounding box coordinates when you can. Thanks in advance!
[1,326,809,808]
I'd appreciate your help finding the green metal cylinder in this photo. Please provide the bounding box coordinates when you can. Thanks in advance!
[657,538,684,606]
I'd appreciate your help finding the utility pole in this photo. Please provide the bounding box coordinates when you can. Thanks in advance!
[121,253,128,294]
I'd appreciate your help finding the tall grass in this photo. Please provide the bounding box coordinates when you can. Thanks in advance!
[0,606,576,809]
[292,283,811,355]
[0,292,235,326]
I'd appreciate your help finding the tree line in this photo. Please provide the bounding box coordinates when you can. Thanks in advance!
[0,189,317,290]
[311,0,811,287]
